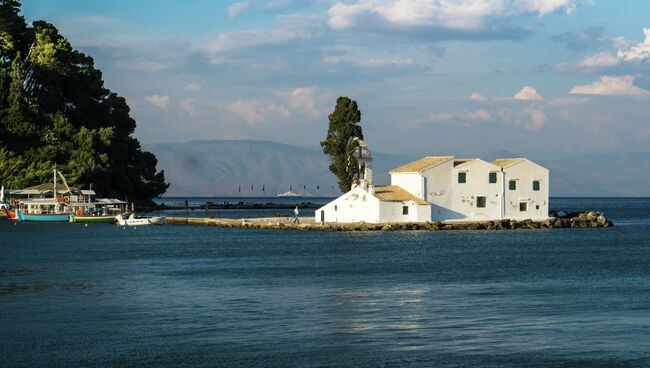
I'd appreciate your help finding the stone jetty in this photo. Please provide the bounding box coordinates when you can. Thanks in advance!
[165,211,613,232]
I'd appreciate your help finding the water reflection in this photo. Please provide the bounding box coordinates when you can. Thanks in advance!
[328,287,430,350]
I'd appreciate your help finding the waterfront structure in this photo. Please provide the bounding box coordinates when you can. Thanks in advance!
[315,140,431,224]
[316,141,550,223]
[492,158,549,221]
[2,170,128,216]
[391,156,549,221]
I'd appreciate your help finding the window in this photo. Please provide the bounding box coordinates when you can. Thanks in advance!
[509,180,517,190]
[458,172,466,183]
[489,172,497,184]
[536,205,540,210]
[533,180,540,191]
[402,206,409,215]
[519,202,527,212]
[334,205,337,211]
[477,196,486,208]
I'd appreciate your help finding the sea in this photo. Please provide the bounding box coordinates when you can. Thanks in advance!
[1,197,650,367]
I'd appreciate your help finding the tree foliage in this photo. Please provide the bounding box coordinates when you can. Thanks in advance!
[320,96,364,193]
[0,1,168,202]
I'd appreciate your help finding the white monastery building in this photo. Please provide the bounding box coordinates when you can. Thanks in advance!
[315,140,549,224]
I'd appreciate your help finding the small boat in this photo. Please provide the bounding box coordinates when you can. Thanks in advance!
[3,208,18,220]
[116,213,164,226]
[17,210,69,222]
[277,190,301,197]
[69,214,117,224]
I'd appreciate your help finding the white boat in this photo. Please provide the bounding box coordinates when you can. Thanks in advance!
[116,213,165,226]
[277,190,301,197]
[0,185,9,210]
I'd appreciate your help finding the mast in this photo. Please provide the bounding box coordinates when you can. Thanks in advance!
[57,170,72,196]
[53,168,57,200]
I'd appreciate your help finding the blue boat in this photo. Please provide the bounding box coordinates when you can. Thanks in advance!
[17,210,70,222]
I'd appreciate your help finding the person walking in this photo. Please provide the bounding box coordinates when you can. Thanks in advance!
[293,206,300,224]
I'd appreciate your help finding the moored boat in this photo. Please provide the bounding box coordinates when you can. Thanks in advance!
[17,210,70,222]
[69,214,117,224]
[116,213,164,226]
[3,208,18,220]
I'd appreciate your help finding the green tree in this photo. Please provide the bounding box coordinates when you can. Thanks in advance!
[0,1,168,203]
[320,96,364,193]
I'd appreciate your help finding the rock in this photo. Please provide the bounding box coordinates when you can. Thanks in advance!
[596,215,607,225]
[466,223,479,230]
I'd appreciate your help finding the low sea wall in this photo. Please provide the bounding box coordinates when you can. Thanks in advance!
[165,211,613,231]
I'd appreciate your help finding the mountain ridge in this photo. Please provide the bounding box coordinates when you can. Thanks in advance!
[143,140,650,197]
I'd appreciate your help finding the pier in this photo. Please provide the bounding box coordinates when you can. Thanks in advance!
[164,211,613,231]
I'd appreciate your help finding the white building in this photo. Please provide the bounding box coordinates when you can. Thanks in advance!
[493,158,549,221]
[390,156,549,221]
[316,141,550,223]
[315,140,431,224]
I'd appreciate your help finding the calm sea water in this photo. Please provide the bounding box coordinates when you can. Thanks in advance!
[2,198,650,367]
[152,196,334,219]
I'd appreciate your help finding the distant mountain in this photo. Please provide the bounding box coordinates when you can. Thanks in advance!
[144,140,650,197]
[144,140,415,197]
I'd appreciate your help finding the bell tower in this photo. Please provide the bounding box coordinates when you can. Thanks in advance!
[353,139,373,192]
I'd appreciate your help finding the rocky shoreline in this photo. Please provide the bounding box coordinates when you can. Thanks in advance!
[165,211,613,231]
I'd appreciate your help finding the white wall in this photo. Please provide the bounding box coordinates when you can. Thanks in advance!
[502,160,549,220]
[315,186,381,223]
[447,160,503,220]
[315,186,431,223]
[378,200,431,223]
[389,173,423,199]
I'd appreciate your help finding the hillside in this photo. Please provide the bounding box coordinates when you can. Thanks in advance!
[144,140,650,197]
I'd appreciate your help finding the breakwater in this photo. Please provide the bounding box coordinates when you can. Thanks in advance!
[144,201,323,212]
[165,211,613,231]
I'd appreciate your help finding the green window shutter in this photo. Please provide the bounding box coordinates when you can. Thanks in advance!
[509,180,516,190]
[458,172,466,183]
[533,180,540,191]
[489,172,497,183]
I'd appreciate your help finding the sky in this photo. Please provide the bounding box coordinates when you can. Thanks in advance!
[20,0,650,156]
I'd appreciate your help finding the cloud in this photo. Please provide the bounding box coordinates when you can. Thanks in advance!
[554,52,621,72]
[199,14,319,63]
[184,83,202,92]
[424,109,492,124]
[514,86,543,100]
[569,75,650,97]
[497,107,546,131]
[323,55,426,69]
[327,0,587,31]
[469,92,487,101]
[286,87,326,117]
[415,105,545,132]
[617,28,650,61]
[114,59,171,72]
[179,99,198,117]
[227,99,291,125]
[145,94,170,109]
[227,1,255,18]
[550,26,607,51]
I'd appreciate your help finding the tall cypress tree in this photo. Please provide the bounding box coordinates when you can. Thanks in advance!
[320,96,364,193]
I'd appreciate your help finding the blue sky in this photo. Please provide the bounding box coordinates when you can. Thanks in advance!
[20,0,650,156]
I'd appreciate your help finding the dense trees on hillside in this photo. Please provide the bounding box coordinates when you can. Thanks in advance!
[321,96,364,193]
[0,0,168,202]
